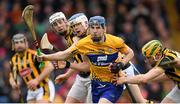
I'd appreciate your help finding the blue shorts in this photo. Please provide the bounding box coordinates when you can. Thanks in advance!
[91,80,124,103]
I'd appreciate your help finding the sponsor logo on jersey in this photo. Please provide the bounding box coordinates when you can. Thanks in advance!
[19,68,32,77]
[97,55,107,62]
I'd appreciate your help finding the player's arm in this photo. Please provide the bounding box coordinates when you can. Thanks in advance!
[9,61,20,89]
[40,37,79,61]
[37,62,54,82]
[114,66,165,85]
[55,68,76,84]
[120,44,134,65]
[128,84,148,103]
[55,36,82,83]
[67,55,90,72]
[56,55,90,72]
[150,73,170,82]
[27,61,54,89]
[9,72,19,89]
[38,43,76,62]
[42,46,74,61]
[109,44,134,73]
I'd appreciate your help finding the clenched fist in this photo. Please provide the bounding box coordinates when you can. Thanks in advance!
[109,62,124,73]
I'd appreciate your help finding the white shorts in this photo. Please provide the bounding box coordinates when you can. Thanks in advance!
[123,62,136,90]
[26,80,55,102]
[165,85,180,103]
[67,74,92,103]
[124,62,135,77]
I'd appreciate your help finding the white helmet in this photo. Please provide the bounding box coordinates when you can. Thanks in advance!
[49,12,66,24]
[68,13,88,30]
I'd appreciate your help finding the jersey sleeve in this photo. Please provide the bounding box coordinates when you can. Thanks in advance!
[9,60,18,81]
[159,57,175,71]
[70,40,85,55]
[113,36,129,53]
[33,54,49,70]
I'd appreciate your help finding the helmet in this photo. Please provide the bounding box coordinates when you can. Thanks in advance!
[89,16,106,28]
[11,33,28,50]
[142,40,163,57]
[49,12,66,24]
[12,33,26,42]
[68,13,88,30]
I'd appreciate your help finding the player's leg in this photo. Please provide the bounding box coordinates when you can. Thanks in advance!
[85,77,92,103]
[65,75,88,103]
[128,84,147,102]
[92,80,124,103]
[26,89,36,103]
[48,80,55,102]
[124,63,147,103]
[99,98,112,103]
[161,85,180,103]
[36,84,51,103]
[27,99,36,103]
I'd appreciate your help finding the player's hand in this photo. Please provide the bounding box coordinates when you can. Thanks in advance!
[37,53,46,62]
[112,71,127,85]
[57,61,67,69]
[10,81,19,89]
[119,70,127,77]
[27,78,40,90]
[55,74,69,84]
[9,78,19,89]
[108,62,124,73]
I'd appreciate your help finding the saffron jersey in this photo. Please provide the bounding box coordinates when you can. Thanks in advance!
[71,33,129,82]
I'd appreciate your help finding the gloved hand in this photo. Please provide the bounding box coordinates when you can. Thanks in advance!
[109,62,124,73]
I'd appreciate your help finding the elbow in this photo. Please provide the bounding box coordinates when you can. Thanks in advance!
[130,49,134,58]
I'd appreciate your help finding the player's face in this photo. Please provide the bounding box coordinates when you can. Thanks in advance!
[71,23,86,37]
[89,24,105,42]
[14,39,27,53]
[144,56,157,66]
[51,19,67,34]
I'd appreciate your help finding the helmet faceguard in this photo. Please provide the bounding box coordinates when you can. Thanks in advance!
[49,12,66,24]
[68,13,88,30]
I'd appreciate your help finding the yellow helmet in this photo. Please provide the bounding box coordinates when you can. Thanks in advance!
[142,40,163,57]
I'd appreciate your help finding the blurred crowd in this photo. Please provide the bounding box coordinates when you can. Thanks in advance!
[0,0,179,103]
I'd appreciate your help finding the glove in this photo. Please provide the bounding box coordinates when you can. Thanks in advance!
[110,62,124,73]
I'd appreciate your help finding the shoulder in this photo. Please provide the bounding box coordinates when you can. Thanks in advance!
[27,49,36,55]
[106,34,124,41]
[76,35,91,46]
[163,48,178,59]
[106,33,125,46]
[158,55,175,70]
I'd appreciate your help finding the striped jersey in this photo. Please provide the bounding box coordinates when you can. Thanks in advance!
[158,48,180,87]
[10,49,49,89]
[64,27,83,63]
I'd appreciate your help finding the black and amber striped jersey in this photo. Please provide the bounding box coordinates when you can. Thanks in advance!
[157,48,180,86]
[10,49,49,88]
[64,27,83,63]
